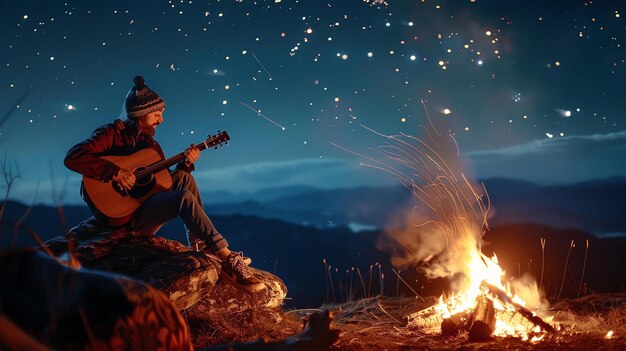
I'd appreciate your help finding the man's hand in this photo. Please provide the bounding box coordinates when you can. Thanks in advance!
[112,169,136,191]
[184,144,200,166]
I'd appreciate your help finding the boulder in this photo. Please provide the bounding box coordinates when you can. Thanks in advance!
[44,217,287,311]
[0,249,194,351]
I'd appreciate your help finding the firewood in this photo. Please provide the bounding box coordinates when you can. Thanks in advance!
[467,296,496,341]
[441,312,469,337]
[406,305,443,330]
[480,282,556,333]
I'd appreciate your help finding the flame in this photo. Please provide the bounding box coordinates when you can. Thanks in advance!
[431,238,543,338]
[425,227,553,339]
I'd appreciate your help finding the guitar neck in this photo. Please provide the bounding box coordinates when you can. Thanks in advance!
[134,135,224,179]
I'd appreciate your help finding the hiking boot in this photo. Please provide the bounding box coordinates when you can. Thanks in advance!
[193,242,252,265]
[220,252,265,293]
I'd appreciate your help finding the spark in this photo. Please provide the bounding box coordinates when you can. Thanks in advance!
[557,109,572,117]
[606,330,614,339]
[410,55,416,61]
[251,51,273,79]
[367,52,373,57]
[67,104,75,110]
[222,100,228,105]
[546,133,554,138]
[240,101,286,130]
[443,108,451,115]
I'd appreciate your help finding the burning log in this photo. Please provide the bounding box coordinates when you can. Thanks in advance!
[441,312,469,337]
[467,296,496,341]
[406,305,443,330]
[480,282,556,334]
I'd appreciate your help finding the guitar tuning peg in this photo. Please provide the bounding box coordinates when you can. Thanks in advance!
[224,141,229,146]
[217,130,221,134]
[214,145,219,150]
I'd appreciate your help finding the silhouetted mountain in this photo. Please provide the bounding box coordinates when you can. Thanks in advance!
[207,185,413,229]
[0,200,390,307]
[202,185,319,204]
[200,178,626,237]
[483,177,626,237]
[2,200,625,305]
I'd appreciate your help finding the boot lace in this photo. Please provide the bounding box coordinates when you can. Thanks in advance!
[230,252,253,278]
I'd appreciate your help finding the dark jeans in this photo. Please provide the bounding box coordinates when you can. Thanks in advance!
[131,170,228,253]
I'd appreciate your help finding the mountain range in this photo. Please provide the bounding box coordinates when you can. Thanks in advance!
[2,177,625,306]
[201,177,626,238]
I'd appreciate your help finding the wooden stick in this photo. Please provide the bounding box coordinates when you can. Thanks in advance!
[481,282,556,333]
[467,296,496,341]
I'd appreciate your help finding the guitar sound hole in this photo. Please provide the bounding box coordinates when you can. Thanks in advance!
[128,167,156,199]
[135,168,153,186]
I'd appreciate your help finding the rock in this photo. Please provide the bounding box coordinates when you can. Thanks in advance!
[187,269,288,319]
[44,217,287,311]
[0,249,194,351]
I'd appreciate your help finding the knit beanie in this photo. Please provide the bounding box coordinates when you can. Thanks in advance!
[125,76,165,118]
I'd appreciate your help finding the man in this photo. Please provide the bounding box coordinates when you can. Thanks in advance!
[64,75,265,293]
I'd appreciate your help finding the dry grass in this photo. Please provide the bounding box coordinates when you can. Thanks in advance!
[188,294,626,350]
[188,307,303,348]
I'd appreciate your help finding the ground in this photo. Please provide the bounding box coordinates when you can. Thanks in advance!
[190,293,626,351]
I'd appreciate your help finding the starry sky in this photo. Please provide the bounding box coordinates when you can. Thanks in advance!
[1,0,625,204]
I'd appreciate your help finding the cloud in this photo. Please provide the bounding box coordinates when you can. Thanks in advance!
[468,130,626,157]
[465,130,626,183]
[193,157,392,192]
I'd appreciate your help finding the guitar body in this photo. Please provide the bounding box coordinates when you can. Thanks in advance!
[83,148,173,226]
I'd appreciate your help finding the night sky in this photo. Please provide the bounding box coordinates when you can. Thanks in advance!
[1,0,625,204]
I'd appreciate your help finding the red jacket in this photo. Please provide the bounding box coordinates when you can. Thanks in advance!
[64,119,193,182]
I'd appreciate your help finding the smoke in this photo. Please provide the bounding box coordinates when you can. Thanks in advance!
[361,113,488,284]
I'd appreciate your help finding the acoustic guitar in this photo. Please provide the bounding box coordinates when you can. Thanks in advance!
[82,131,230,226]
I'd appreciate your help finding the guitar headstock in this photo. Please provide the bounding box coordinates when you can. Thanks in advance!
[200,130,230,151]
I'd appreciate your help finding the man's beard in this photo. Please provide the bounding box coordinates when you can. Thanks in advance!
[141,124,157,136]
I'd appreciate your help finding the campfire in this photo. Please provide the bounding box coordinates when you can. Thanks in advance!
[351,107,558,342]
[406,252,557,342]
